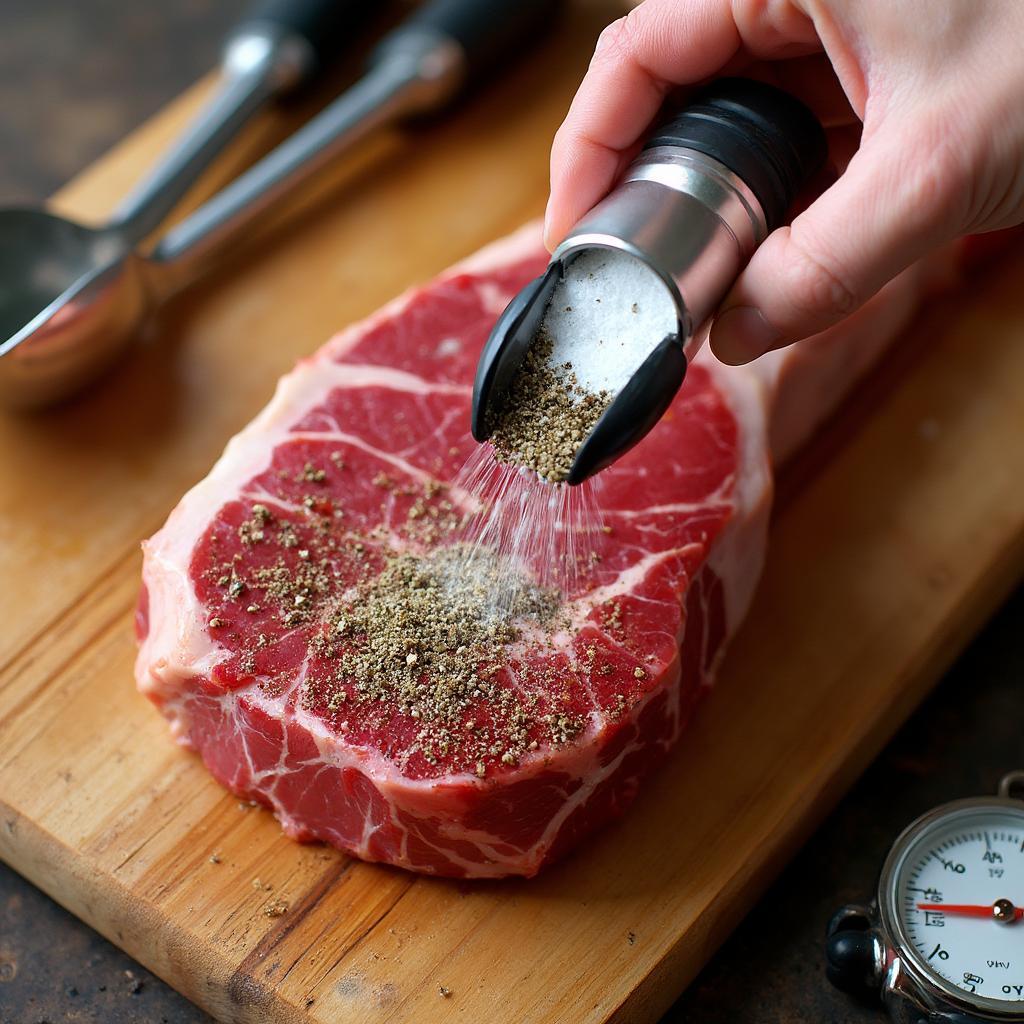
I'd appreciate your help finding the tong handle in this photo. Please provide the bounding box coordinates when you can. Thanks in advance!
[394,0,557,81]
[153,0,562,282]
[241,0,370,68]
[112,0,370,243]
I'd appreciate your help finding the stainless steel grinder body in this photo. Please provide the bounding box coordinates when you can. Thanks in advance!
[552,146,768,365]
[471,78,827,483]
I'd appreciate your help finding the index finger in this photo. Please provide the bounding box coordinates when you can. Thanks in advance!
[544,0,821,249]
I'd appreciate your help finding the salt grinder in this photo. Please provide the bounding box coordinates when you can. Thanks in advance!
[471,78,827,483]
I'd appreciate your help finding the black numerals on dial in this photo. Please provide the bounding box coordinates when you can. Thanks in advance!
[928,943,950,962]
[935,852,966,874]
[984,845,1004,878]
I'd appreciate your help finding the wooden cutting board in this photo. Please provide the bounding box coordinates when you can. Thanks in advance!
[2,3,1024,1022]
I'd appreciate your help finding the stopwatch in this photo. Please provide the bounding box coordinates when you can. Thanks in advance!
[828,772,1024,1023]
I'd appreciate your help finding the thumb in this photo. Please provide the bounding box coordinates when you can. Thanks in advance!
[709,125,960,364]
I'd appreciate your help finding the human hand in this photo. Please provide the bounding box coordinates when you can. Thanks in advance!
[545,0,1024,364]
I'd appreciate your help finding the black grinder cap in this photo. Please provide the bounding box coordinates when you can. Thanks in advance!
[644,78,827,232]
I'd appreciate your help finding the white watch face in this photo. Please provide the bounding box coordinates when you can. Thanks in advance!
[888,805,1024,1013]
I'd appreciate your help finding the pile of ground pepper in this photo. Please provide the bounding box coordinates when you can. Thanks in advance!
[308,544,580,771]
[487,334,610,482]
[201,456,592,773]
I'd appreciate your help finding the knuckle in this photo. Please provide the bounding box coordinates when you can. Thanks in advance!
[593,14,638,64]
[899,119,969,226]
[780,228,862,320]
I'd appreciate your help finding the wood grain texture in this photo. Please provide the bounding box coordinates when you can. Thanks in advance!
[2,2,1024,1021]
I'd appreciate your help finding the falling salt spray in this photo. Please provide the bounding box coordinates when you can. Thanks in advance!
[450,445,606,616]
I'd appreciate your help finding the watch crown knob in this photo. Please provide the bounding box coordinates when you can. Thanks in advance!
[826,905,883,1001]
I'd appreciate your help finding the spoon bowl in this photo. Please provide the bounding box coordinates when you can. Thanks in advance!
[0,209,124,347]
[0,224,149,408]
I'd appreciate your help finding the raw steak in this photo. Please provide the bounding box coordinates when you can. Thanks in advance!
[135,224,937,878]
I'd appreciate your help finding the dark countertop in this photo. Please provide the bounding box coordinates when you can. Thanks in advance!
[1,4,1021,1023]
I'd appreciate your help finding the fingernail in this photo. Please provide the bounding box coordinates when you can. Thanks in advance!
[709,306,780,365]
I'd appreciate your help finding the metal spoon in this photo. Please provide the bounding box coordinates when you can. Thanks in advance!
[0,0,556,409]
[0,0,369,409]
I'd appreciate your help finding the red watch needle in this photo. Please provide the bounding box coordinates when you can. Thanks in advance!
[917,902,1024,920]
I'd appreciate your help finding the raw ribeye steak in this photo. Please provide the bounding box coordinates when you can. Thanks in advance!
[135,223,932,878]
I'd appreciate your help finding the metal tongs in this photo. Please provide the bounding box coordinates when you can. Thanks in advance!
[471,79,827,485]
[0,0,555,409]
